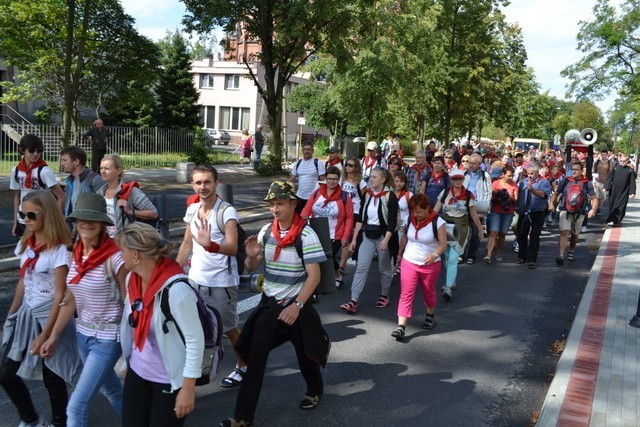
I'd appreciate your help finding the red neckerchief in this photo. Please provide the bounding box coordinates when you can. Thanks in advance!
[127,256,185,350]
[363,155,378,169]
[411,163,427,173]
[19,235,45,278]
[540,172,551,180]
[69,236,119,284]
[318,184,342,207]
[365,188,388,206]
[396,189,409,203]
[431,170,446,182]
[17,159,48,189]
[117,181,140,201]
[186,194,200,206]
[326,157,342,166]
[410,210,438,239]
[445,160,457,171]
[271,214,306,262]
[553,171,564,180]
[448,186,469,205]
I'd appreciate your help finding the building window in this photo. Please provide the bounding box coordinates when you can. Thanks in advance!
[225,75,240,90]
[200,74,214,89]
[219,107,251,131]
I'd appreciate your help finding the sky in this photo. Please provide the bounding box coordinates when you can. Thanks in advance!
[120,0,619,112]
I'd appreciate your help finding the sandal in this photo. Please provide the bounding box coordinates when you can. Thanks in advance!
[566,251,575,261]
[335,278,344,289]
[375,295,390,308]
[391,326,405,340]
[422,314,436,330]
[340,300,358,313]
[299,394,321,410]
[220,368,246,388]
[220,418,251,427]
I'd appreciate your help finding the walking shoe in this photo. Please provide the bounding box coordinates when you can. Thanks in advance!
[483,256,491,264]
[442,287,452,302]
[299,394,321,410]
[422,314,436,329]
[220,367,246,388]
[339,300,358,314]
[335,278,344,289]
[495,254,503,262]
[555,256,564,266]
[580,226,587,233]
[441,283,457,291]
[566,251,575,261]
[375,295,390,308]
[515,258,525,265]
[512,241,519,253]
[466,258,475,265]
[391,326,405,340]
[220,418,251,427]
[528,262,536,269]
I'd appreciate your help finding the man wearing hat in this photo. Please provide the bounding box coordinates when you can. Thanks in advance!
[290,141,326,214]
[325,146,344,172]
[221,181,329,427]
[361,141,385,182]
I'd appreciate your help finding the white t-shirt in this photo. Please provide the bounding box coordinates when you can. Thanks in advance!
[105,197,118,237]
[438,188,477,218]
[16,242,68,307]
[292,158,326,200]
[341,179,366,216]
[310,195,340,239]
[10,165,59,224]
[404,217,446,265]
[184,199,240,287]
[396,191,413,228]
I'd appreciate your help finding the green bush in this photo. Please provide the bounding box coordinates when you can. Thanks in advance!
[256,154,283,176]
[187,140,211,164]
[313,137,330,156]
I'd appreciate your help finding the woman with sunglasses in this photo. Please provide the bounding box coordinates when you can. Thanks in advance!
[10,134,65,238]
[387,155,404,175]
[391,172,412,275]
[97,153,158,238]
[117,223,204,427]
[41,192,127,426]
[460,156,470,171]
[338,157,366,276]
[1,190,78,427]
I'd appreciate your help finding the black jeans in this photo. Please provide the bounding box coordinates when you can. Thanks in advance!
[464,219,481,260]
[91,149,106,173]
[122,368,186,427]
[516,211,546,262]
[234,302,323,423]
[0,356,68,426]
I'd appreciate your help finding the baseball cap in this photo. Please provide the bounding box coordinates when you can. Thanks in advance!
[366,141,378,150]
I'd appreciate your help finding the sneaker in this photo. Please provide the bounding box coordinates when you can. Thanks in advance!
[422,314,436,329]
[512,241,519,253]
[466,258,475,265]
[555,256,564,266]
[299,394,321,410]
[442,287,452,302]
[580,226,587,233]
[483,256,491,264]
[391,326,405,340]
[441,283,457,291]
[375,295,390,308]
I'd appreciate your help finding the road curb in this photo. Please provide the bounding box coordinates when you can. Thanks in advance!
[0,212,273,273]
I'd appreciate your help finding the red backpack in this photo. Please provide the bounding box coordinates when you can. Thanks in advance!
[562,178,588,213]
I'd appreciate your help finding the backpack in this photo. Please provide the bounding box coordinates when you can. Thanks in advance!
[160,279,224,386]
[295,158,320,175]
[139,195,170,240]
[562,178,588,213]
[14,165,47,189]
[215,200,247,276]
[440,187,471,213]
[103,257,123,306]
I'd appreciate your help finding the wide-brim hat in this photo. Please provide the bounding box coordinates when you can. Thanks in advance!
[264,181,297,201]
[66,192,114,225]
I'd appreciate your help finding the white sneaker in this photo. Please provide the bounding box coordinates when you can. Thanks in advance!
[442,287,452,301]
[580,226,587,233]
[512,241,519,253]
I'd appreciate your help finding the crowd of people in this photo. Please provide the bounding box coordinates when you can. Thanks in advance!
[3,131,637,426]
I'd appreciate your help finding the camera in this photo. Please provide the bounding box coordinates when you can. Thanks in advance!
[496,188,510,210]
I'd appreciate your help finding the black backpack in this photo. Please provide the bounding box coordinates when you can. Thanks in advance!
[215,200,247,276]
[138,195,170,240]
[14,165,47,189]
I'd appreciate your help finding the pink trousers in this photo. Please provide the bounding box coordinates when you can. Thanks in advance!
[398,258,442,318]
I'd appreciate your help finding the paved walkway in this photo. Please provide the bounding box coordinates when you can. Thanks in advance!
[538,195,640,426]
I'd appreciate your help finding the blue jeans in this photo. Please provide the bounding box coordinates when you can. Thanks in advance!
[67,334,123,427]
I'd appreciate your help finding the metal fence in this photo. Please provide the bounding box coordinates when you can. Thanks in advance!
[0,124,196,173]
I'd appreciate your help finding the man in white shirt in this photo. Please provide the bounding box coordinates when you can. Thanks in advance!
[290,141,326,213]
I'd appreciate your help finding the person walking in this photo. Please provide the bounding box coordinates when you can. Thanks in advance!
[118,223,204,427]
[1,190,78,427]
[83,119,112,173]
[514,163,552,269]
[419,155,451,208]
[60,145,104,217]
[485,165,518,263]
[252,124,265,170]
[340,167,398,314]
[462,153,491,264]
[392,194,447,340]
[220,181,329,427]
[42,193,127,426]
[290,141,326,213]
[605,154,636,226]
[239,130,252,166]
[338,157,366,275]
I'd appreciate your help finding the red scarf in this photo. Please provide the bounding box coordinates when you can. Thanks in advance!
[363,155,378,169]
[448,187,469,205]
[396,189,410,203]
[410,210,438,239]
[366,188,388,206]
[127,256,184,350]
[318,184,342,207]
[118,181,140,201]
[69,236,119,284]
[271,213,306,262]
[16,159,48,189]
[19,235,45,278]
[326,157,342,167]
[411,163,427,174]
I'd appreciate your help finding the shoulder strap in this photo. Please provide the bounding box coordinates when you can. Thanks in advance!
[440,188,450,204]
[314,158,319,174]
[295,159,302,174]
[37,165,46,188]
[215,200,231,234]
[104,257,121,302]
[432,217,438,238]
[160,278,192,343]
[341,190,348,205]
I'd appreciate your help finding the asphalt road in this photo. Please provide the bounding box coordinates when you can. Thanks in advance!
[0,216,604,426]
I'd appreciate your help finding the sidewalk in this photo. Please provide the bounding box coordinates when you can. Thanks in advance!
[537,195,640,426]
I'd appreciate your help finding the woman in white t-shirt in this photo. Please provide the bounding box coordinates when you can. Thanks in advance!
[390,171,412,275]
[1,190,76,427]
[338,157,367,276]
[42,192,128,427]
[393,194,447,340]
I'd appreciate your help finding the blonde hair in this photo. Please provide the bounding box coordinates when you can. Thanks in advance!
[101,153,124,179]
[116,223,172,260]
[18,190,72,254]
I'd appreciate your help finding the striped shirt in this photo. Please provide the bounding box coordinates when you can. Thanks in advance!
[258,224,326,301]
[67,252,125,340]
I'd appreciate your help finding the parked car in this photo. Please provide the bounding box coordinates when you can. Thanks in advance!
[204,128,231,146]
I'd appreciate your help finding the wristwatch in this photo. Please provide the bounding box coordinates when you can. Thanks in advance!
[294,300,304,309]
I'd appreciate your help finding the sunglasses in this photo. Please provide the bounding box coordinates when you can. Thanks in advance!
[27,148,44,154]
[462,160,469,163]
[128,298,144,328]
[345,163,356,167]
[445,156,453,159]
[18,211,43,221]
[390,161,401,165]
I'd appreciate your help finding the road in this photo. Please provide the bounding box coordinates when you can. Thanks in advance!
[0,216,604,426]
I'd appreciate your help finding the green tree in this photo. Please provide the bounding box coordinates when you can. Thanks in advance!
[181,0,357,169]
[155,31,201,129]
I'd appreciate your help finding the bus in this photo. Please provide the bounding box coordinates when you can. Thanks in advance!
[512,138,546,152]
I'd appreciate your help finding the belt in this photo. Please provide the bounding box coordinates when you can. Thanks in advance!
[76,320,119,331]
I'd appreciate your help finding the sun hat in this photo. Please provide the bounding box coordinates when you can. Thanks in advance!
[490,167,502,179]
[66,192,114,225]
[264,181,297,201]
[328,146,340,154]
[449,167,465,179]
[366,141,378,150]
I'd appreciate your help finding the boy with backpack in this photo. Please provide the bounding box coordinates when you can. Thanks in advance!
[548,161,598,266]
[176,165,247,388]
[10,134,65,238]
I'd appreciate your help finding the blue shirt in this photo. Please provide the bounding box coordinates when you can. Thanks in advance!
[517,177,552,213]
[466,170,481,197]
